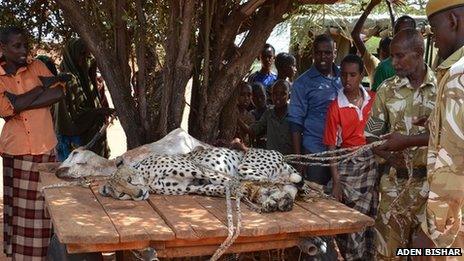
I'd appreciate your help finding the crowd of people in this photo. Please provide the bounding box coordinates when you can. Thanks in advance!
[0,0,463,260]
[236,0,464,260]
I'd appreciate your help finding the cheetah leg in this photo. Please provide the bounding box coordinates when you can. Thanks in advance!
[187,184,226,197]
[192,168,231,185]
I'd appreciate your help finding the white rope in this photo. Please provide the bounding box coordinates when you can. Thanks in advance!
[40,177,110,193]
[210,177,242,261]
[284,141,385,167]
[40,179,91,193]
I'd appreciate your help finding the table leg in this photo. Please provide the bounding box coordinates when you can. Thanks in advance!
[115,250,125,261]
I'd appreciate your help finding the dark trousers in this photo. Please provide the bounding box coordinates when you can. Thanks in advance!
[303,149,332,186]
[305,165,331,186]
[301,150,336,260]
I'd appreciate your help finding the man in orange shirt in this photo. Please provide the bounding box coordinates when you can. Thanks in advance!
[0,26,67,260]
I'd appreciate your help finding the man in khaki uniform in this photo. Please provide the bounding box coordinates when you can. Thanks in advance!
[365,28,437,259]
[419,0,464,251]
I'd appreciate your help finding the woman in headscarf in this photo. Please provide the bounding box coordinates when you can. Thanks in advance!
[55,38,113,161]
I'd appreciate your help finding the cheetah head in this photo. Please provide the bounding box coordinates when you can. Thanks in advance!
[99,157,149,201]
[259,186,295,212]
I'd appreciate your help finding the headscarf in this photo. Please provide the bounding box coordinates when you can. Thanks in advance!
[56,38,109,157]
[60,38,100,109]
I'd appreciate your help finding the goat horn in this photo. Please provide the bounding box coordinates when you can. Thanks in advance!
[82,114,117,150]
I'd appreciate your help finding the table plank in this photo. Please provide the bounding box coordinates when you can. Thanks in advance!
[296,198,374,233]
[148,195,229,240]
[89,184,175,243]
[40,172,119,244]
[156,239,299,258]
[267,202,330,234]
[42,169,375,255]
[194,196,334,236]
[193,196,280,237]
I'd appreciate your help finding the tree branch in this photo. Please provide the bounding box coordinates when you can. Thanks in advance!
[159,0,196,136]
[54,0,108,56]
[240,0,268,16]
[114,0,131,86]
[135,0,149,140]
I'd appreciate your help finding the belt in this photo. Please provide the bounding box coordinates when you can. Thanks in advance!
[396,166,427,179]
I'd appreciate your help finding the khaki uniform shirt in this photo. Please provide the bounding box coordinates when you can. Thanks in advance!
[365,66,437,168]
[422,46,464,247]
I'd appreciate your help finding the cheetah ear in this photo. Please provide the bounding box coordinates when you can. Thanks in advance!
[115,156,124,168]
[192,146,205,152]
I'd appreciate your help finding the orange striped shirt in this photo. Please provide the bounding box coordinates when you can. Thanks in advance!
[0,60,58,155]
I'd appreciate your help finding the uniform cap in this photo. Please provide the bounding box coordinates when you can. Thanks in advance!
[426,0,464,18]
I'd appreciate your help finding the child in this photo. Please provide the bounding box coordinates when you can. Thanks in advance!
[239,79,292,155]
[323,54,376,260]
[235,82,255,146]
[248,43,277,91]
[250,82,268,148]
[275,52,297,82]
[250,82,268,121]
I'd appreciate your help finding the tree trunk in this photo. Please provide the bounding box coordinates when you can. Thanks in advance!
[218,91,239,141]
[55,0,145,149]
[135,0,150,143]
[56,0,303,148]
[190,0,295,143]
[157,0,196,138]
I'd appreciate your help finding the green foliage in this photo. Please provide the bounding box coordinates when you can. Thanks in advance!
[365,36,381,54]
[0,0,169,59]
[0,0,71,46]
[289,0,427,55]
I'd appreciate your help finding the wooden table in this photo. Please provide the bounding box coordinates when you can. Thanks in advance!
[40,172,374,258]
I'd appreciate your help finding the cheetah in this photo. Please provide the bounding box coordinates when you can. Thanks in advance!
[100,146,303,212]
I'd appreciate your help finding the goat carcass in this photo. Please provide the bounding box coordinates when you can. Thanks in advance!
[55,128,209,178]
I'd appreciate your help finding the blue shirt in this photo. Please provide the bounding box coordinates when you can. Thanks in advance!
[288,65,342,153]
[248,71,277,90]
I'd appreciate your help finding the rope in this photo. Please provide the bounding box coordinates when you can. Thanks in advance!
[40,177,110,193]
[284,140,385,167]
[40,179,91,193]
[210,177,242,261]
[40,140,388,260]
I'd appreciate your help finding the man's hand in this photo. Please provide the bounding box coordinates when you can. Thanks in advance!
[412,116,429,128]
[57,73,73,83]
[4,91,18,104]
[39,73,73,89]
[373,146,406,169]
[378,132,410,151]
[388,152,407,170]
[230,138,248,153]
